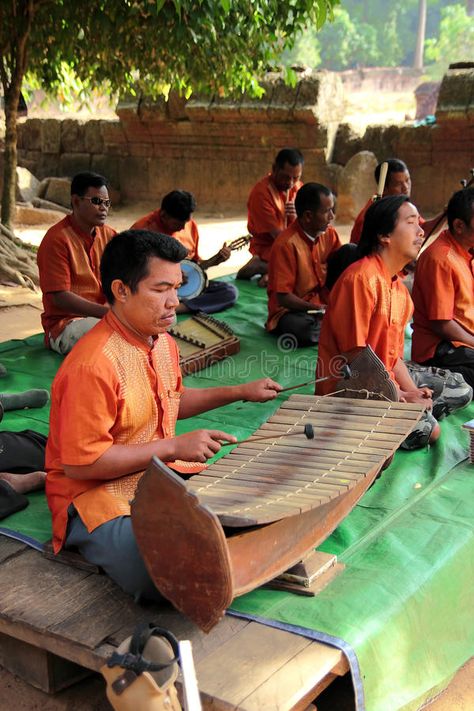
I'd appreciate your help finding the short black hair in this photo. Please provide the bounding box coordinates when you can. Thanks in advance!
[274,148,304,169]
[326,244,360,291]
[358,195,411,257]
[71,171,108,196]
[374,159,409,184]
[447,187,474,232]
[295,182,331,217]
[100,229,187,304]
[160,190,196,221]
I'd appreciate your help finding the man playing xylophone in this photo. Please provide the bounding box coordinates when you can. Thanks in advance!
[45,230,281,602]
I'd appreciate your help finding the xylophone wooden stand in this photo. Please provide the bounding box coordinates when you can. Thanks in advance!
[265,550,345,597]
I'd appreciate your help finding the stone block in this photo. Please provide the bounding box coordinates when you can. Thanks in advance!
[18,118,42,151]
[325,163,344,195]
[15,204,65,225]
[37,153,60,178]
[118,156,150,199]
[45,177,72,208]
[414,81,440,120]
[362,125,400,163]
[101,121,128,147]
[294,72,346,127]
[267,78,297,122]
[59,153,91,177]
[84,120,105,153]
[137,97,168,123]
[167,92,188,120]
[16,166,40,203]
[239,80,274,122]
[436,67,474,120]
[336,150,378,222]
[332,123,363,165]
[18,150,41,177]
[41,119,61,153]
[209,95,242,123]
[91,154,120,188]
[60,119,86,153]
[185,93,214,122]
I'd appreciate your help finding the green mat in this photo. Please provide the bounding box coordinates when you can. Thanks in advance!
[1,278,473,711]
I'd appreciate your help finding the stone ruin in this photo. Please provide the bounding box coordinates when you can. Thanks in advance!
[8,65,474,223]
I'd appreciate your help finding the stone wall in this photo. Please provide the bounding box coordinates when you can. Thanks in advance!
[332,66,474,216]
[13,66,474,219]
[16,72,345,210]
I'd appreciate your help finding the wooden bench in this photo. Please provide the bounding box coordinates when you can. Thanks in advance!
[0,537,348,709]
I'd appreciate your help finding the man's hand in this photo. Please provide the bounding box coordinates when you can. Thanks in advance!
[200,243,232,270]
[214,243,232,265]
[399,387,433,410]
[285,201,297,222]
[170,429,237,463]
[240,378,282,403]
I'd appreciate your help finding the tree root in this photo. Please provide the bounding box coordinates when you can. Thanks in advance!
[0,231,39,289]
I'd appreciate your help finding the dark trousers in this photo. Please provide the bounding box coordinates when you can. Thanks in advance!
[0,430,47,473]
[182,281,238,314]
[273,311,322,348]
[424,341,474,390]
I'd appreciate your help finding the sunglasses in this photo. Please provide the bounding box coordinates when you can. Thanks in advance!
[81,196,111,208]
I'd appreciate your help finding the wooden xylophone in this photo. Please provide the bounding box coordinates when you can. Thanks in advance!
[169,312,240,375]
[132,394,424,631]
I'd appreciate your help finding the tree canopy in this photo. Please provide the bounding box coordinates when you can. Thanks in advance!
[0,0,339,284]
[282,0,473,75]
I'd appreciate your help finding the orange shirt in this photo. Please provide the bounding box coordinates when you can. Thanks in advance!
[247,175,303,261]
[266,222,342,331]
[412,229,474,362]
[37,216,116,343]
[316,254,413,395]
[131,209,200,261]
[350,199,372,245]
[45,310,204,553]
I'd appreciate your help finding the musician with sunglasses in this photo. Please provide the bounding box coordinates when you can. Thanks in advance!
[37,172,116,354]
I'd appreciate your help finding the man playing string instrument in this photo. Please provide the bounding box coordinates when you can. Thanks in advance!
[237,147,304,286]
[132,190,238,313]
[316,196,472,450]
[266,182,341,348]
[46,230,281,602]
[350,158,444,246]
[412,187,474,390]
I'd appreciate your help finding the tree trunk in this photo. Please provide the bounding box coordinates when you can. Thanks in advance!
[1,89,20,230]
[413,0,427,70]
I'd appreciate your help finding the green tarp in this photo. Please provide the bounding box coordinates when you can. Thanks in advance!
[0,278,473,711]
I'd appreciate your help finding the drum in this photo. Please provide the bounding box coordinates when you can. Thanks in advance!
[178,260,208,299]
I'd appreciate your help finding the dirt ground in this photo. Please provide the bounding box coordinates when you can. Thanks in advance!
[0,208,472,710]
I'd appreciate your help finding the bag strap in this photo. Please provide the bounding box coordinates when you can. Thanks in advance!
[107,622,180,674]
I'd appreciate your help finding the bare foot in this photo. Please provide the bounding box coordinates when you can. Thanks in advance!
[0,471,46,494]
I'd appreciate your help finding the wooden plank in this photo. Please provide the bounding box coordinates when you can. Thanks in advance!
[194,623,312,708]
[0,615,114,672]
[0,630,91,693]
[0,537,28,564]
[107,609,250,664]
[239,640,348,711]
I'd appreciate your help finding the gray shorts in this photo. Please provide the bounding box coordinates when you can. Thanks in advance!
[49,317,100,355]
[66,508,163,603]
